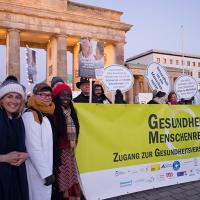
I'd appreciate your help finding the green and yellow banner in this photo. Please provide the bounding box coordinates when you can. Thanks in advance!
[76,104,200,173]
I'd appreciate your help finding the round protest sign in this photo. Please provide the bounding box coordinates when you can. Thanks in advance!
[145,62,170,94]
[102,64,133,92]
[175,75,198,99]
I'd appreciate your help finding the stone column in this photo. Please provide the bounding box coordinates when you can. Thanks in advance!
[125,67,134,104]
[46,37,56,83]
[46,34,67,84]
[115,42,134,103]
[56,34,67,82]
[115,42,124,65]
[104,43,115,66]
[73,44,79,90]
[132,76,137,103]
[126,87,134,104]
[134,76,140,103]
[6,29,20,81]
[143,76,149,93]
[169,76,174,90]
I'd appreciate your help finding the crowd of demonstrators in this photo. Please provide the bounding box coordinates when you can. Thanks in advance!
[73,78,126,105]
[167,91,196,105]
[147,90,196,105]
[92,84,111,104]
[0,78,29,200]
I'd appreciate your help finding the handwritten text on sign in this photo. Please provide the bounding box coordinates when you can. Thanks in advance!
[102,64,133,92]
[175,75,198,99]
[145,62,170,94]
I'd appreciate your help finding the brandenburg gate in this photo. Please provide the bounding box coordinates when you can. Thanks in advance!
[0,0,132,90]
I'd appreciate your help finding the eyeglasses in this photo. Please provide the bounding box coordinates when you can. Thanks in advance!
[37,93,52,98]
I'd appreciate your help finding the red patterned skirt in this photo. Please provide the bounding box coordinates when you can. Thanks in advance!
[57,148,81,198]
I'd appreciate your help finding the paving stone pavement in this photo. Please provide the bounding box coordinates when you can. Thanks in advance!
[107,180,200,200]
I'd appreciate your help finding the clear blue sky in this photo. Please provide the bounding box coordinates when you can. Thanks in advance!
[1,0,200,86]
[73,0,200,58]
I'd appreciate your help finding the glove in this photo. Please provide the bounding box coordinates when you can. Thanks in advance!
[44,175,55,186]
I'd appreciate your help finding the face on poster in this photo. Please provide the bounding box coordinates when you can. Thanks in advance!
[79,38,104,78]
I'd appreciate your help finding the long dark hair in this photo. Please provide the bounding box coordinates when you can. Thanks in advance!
[53,96,80,143]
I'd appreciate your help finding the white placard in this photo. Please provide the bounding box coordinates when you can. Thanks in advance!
[175,75,198,99]
[102,64,134,92]
[145,62,170,94]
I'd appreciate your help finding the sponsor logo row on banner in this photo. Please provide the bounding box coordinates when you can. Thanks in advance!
[80,157,200,200]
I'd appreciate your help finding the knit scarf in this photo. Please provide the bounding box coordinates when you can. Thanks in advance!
[27,95,55,124]
[62,107,77,149]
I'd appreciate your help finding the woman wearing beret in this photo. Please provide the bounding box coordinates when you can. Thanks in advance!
[22,82,56,200]
[0,79,29,200]
[53,83,81,200]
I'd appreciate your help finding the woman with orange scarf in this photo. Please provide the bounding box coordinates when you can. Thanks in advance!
[22,82,56,200]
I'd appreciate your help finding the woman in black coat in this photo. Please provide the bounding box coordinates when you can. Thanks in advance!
[0,80,29,200]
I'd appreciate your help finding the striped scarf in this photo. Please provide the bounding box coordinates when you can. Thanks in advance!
[62,107,77,149]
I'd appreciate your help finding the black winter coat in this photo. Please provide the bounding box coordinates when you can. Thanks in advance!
[0,108,29,200]
[92,94,112,104]
[73,93,89,103]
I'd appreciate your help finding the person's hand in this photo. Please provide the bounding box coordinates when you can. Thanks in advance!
[44,175,55,186]
[10,152,28,166]
[3,151,20,165]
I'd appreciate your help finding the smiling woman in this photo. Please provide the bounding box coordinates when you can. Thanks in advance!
[52,83,81,199]
[1,92,23,115]
[22,82,56,200]
[0,79,29,200]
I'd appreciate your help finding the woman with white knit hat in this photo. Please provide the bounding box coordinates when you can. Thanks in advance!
[0,79,29,200]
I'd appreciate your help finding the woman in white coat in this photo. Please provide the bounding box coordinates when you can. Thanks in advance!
[22,82,55,200]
